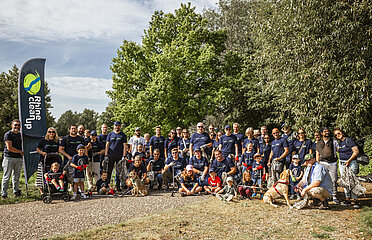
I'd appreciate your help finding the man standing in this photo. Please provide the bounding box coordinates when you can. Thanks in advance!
[104,121,127,190]
[219,125,238,158]
[189,122,212,157]
[296,154,333,209]
[281,123,296,169]
[1,119,23,198]
[258,125,269,147]
[316,127,339,204]
[149,126,166,159]
[176,127,183,139]
[77,125,85,137]
[128,127,145,157]
[232,123,244,156]
[268,128,289,181]
[59,124,86,164]
[98,123,108,171]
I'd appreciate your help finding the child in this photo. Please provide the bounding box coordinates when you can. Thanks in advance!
[251,153,265,198]
[179,165,202,196]
[133,143,148,165]
[216,176,237,202]
[289,154,303,200]
[70,144,89,200]
[126,155,149,188]
[90,171,114,195]
[44,162,66,191]
[204,168,222,195]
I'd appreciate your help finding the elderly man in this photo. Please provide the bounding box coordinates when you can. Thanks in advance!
[295,154,333,210]
[189,122,212,158]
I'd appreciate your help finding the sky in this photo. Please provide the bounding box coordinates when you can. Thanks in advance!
[0,0,218,119]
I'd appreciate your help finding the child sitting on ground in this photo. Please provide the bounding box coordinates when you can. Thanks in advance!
[89,171,114,195]
[126,156,149,188]
[44,162,66,191]
[289,154,303,200]
[251,153,265,198]
[204,168,222,195]
[216,176,237,202]
[179,165,202,196]
[70,144,89,200]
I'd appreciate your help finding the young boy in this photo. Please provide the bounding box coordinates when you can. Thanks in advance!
[289,154,303,200]
[70,144,89,200]
[44,162,66,191]
[251,153,265,198]
[204,168,222,195]
[216,176,237,202]
[90,171,114,195]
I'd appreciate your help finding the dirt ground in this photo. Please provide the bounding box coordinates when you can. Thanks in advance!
[54,183,372,240]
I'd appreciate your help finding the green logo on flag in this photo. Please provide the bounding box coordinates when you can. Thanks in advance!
[24,71,41,95]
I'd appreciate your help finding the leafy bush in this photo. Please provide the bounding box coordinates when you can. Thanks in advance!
[359,135,372,175]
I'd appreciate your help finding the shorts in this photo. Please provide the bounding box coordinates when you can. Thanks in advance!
[73,178,85,183]
[98,188,107,195]
[252,178,261,186]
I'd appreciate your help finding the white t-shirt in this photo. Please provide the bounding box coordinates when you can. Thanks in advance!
[128,135,146,156]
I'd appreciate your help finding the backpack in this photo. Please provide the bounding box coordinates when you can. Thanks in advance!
[345,138,370,166]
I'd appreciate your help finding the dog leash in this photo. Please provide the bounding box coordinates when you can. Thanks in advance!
[272,180,289,197]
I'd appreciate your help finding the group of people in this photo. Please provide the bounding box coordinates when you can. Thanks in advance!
[1,119,363,209]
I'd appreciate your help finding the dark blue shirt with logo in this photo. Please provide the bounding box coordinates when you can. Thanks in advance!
[106,131,127,158]
[60,135,85,158]
[232,133,244,155]
[219,134,238,157]
[211,157,235,178]
[190,132,211,151]
[189,155,208,172]
[336,137,357,161]
[149,135,166,157]
[72,154,88,178]
[271,137,289,161]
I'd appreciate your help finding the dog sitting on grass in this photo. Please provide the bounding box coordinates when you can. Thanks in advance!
[263,169,292,208]
[128,171,148,197]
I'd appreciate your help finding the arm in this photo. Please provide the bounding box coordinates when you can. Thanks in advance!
[5,141,23,156]
[105,141,109,156]
[316,150,320,162]
[346,146,359,166]
[278,147,289,161]
[235,144,239,157]
[36,147,47,157]
[268,150,273,166]
[301,180,321,196]
[189,143,193,157]
[123,143,127,157]
[59,146,71,160]
[228,166,237,176]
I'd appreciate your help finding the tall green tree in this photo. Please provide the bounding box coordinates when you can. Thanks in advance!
[0,65,55,149]
[55,108,99,136]
[109,3,227,133]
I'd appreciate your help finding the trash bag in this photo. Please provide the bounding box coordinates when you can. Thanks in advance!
[338,166,366,197]
[116,158,128,184]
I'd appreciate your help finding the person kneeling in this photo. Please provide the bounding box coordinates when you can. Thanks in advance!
[179,165,202,197]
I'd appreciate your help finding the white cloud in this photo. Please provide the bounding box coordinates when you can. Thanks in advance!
[0,0,217,43]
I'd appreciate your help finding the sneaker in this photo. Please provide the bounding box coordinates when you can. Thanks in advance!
[164,186,169,192]
[341,200,351,206]
[252,193,257,197]
[71,194,77,200]
[56,186,61,191]
[290,195,295,200]
[1,195,7,199]
[157,185,162,191]
[260,193,264,199]
[81,193,87,199]
[310,198,321,207]
[319,200,329,210]
[59,188,65,192]
[296,195,301,200]
[352,201,360,209]
[333,197,340,205]
[216,194,222,200]
[14,191,22,197]
[180,192,186,197]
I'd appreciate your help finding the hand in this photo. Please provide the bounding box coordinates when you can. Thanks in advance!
[235,155,239,162]
[83,164,88,169]
[186,190,191,195]
[68,156,73,161]
[76,166,83,171]
[59,174,65,179]
[300,188,306,197]
[200,173,205,182]
[274,158,279,162]
[92,152,98,157]
[20,151,24,157]
[46,176,51,182]
[268,162,271,167]
[89,191,93,195]
[104,156,109,162]
[109,189,115,195]
[122,156,126,161]
[345,161,350,167]
[42,152,47,157]
[168,162,176,167]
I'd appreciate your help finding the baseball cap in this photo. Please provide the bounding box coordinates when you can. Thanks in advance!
[209,168,216,173]
[76,144,85,150]
[194,147,201,152]
[225,125,231,129]
[135,127,141,131]
[304,154,314,161]
[253,153,262,158]
[227,176,233,182]
[281,123,289,128]
[186,165,193,171]
[292,154,299,159]
[90,130,97,135]
[114,121,121,126]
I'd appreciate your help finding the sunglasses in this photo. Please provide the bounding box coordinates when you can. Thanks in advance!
[91,134,97,136]
[226,128,231,131]
[176,129,182,131]
[298,132,305,134]
[182,131,188,133]
[197,126,203,128]
[264,137,270,139]
[48,131,56,133]
[153,154,160,156]
[171,132,175,135]
[14,124,20,127]
[335,132,342,135]
[273,132,279,135]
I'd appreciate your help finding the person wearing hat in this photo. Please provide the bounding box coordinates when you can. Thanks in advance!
[295,153,333,209]
[251,153,265,198]
[86,130,105,189]
[316,127,339,204]
[104,121,128,191]
[70,144,89,200]
[281,123,296,169]
[289,154,303,200]
[189,122,212,158]
[189,147,209,187]
[179,165,202,196]
[128,127,146,157]
[216,176,237,202]
[219,125,239,159]
[204,168,222,194]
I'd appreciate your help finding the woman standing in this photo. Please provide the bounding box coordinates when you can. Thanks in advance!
[178,129,190,162]
[259,133,271,172]
[334,128,360,208]
[35,127,60,193]
[292,128,312,165]
[164,129,178,159]
[211,131,222,161]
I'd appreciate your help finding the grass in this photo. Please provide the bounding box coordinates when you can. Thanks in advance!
[50,196,366,240]
[359,207,372,237]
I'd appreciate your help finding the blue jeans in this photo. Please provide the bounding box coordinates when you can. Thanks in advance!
[339,160,358,200]
[1,156,23,197]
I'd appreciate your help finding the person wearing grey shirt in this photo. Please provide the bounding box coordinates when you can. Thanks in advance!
[216,177,237,202]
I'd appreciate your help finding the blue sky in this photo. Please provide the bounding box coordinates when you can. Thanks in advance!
[0,0,217,119]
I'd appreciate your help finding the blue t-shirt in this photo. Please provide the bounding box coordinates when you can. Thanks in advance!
[165,157,186,176]
[60,135,86,158]
[97,134,107,145]
[180,175,197,189]
[189,155,208,173]
[211,157,235,178]
[240,151,255,167]
[293,139,312,162]
[149,135,166,157]
[71,154,88,178]
[252,161,264,179]
[259,143,271,164]
[289,163,302,178]
[242,138,259,154]
[37,139,59,154]
[144,141,151,153]
[178,138,190,151]
[128,164,147,178]
[89,140,104,162]
[164,138,179,155]
[282,133,296,155]
[219,134,238,156]
[311,141,317,153]
[106,131,127,158]
[232,133,244,155]
[271,137,289,161]
[190,132,211,151]
[336,137,357,161]
[147,157,165,172]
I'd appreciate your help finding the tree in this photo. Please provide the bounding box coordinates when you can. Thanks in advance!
[0,65,55,149]
[55,108,99,136]
[109,3,227,133]
[96,102,116,133]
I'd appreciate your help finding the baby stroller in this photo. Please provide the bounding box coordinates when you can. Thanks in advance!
[41,153,70,203]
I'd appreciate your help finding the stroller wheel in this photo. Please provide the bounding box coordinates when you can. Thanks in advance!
[62,195,70,202]
[42,196,52,204]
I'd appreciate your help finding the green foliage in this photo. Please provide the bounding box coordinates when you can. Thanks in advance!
[109,3,226,133]
[359,134,372,175]
[0,65,54,149]
[359,207,372,236]
[96,103,115,133]
[55,108,99,136]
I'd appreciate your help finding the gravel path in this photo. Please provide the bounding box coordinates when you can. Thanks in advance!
[0,192,206,240]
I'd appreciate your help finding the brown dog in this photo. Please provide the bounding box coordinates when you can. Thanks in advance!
[128,171,148,197]
[263,169,292,208]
